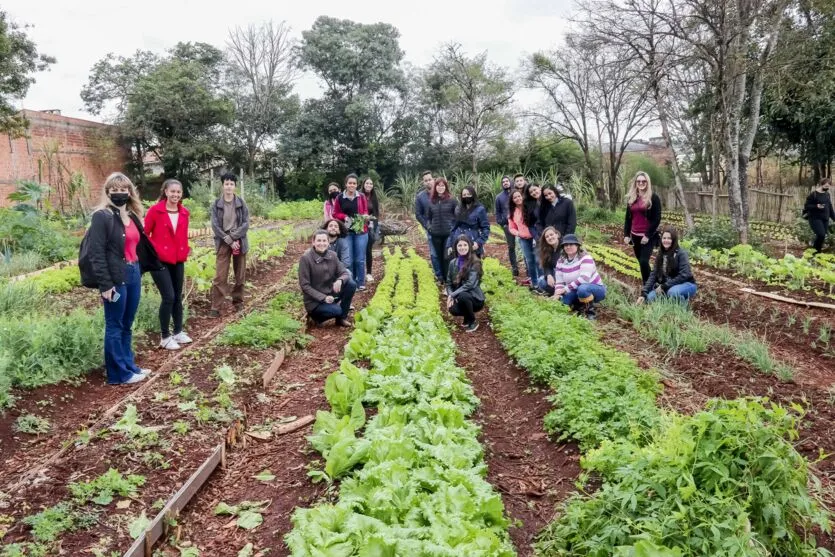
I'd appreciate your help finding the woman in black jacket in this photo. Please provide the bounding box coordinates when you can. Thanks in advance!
[88,172,161,385]
[361,176,380,281]
[803,178,835,253]
[446,235,485,332]
[427,178,458,281]
[637,225,697,304]
[623,171,662,283]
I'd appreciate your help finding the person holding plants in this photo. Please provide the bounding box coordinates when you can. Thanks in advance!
[623,171,662,283]
[803,177,835,253]
[427,177,458,281]
[209,172,250,317]
[445,235,485,333]
[539,184,577,237]
[333,173,370,291]
[415,170,442,278]
[299,229,356,327]
[494,175,518,277]
[638,225,698,304]
[361,176,380,283]
[535,226,562,296]
[446,186,490,259]
[323,218,351,271]
[145,178,192,350]
[87,172,161,385]
[323,182,340,221]
[508,189,538,287]
[552,234,605,319]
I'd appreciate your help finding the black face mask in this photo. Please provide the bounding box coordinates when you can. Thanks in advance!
[462,197,474,205]
[329,191,339,200]
[110,193,130,207]
[824,187,830,192]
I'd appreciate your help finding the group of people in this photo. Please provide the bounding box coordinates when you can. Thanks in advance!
[83,172,251,385]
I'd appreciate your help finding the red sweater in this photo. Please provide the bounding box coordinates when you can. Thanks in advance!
[332,192,369,233]
[144,200,191,264]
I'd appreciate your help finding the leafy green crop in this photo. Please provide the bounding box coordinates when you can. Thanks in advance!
[68,468,146,506]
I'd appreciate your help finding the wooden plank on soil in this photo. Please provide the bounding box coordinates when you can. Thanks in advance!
[739,287,835,311]
[122,444,224,557]
[262,348,286,389]
[275,415,314,435]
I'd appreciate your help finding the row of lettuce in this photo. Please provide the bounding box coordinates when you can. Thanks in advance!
[286,248,516,556]
[481,258,831,556]
[0,226,299,409]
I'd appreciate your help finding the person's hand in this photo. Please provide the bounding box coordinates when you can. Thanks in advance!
[446,296,454,309]
[640,235,649,245]
[817,203,825,209]
[554,286,566,297]
[623,236,631,245]
[637,296,645,305]
[447,247,453,258]
[344,216,353,228]
[325,295,335,304]
[546,275,555,287]
[333,279,342,294]
[101,287,116,302]
[231,240,241,250]
[473,242,479,250]
[654,286,665,298]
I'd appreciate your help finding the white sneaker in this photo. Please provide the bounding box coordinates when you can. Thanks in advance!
[136,368,152,375]
[366,274,374,283]
[125,373,147,384]
[159,337,181,350]
[172,332,193,344]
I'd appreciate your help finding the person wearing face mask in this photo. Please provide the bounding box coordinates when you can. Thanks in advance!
[323,182,341,221]
[539,184,577,237]
[803,178,835,253]
[145,179,192,350]
[445,235,485,333]
[210,172,250,317]
[83,172,162,385]
[623,172,662,283]
[361,176,380,283]
[446,186,490,258]
[494,175,518,277]
[637,225,697,304]
[299,229,356,327]
[427,178,458,281]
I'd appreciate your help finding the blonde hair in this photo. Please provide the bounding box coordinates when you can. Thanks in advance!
[95,172,144,216]
[626,172,653,208]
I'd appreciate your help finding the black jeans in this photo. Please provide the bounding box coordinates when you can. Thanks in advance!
[431,234,450,278]
[366,221,376,274]
[309,279,357,323]
[449,291,484,325]
[502,225,519,275]
[631,233,655,284]
[810,219,828,252]
[151,262,185,338]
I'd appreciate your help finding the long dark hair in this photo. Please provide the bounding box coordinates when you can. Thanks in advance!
[431,177,451,202]
[522,183,541,227]
[453,234,483,284]
[361,176,379,215]
[658,224,680,253]
[455,185,479,221]
[158,178,183,202]
[538,226,562,270]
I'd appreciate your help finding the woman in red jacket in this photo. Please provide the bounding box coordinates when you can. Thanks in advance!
[145,179,192,350]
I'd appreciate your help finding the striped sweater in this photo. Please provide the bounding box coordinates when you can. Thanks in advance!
[554,253,602,291]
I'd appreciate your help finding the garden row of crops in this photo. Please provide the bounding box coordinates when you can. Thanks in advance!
[661,211,796,241]
[286,248,515,555]
[480,258,831,555]
[0,225,301,409]
[585,244,642,281]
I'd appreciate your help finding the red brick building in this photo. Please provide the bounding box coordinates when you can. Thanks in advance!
[0,109,130,210]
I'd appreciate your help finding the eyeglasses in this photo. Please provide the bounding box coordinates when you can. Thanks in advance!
[636,180,648,184]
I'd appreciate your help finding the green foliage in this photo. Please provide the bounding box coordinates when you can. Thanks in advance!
[27,265,81,294]
[686,220,743,250]
[0,281,44,317]
[536,399,831,557]
[13,414,50,434]
[0,251,46,278]
[217,305,305,349]
[576,204,625,226]
[213,500,270,530]
[0,208,80,263]
[21,503,96,543]
[620,153,673,189]
[267,200,322,221]
[68,468,146,506]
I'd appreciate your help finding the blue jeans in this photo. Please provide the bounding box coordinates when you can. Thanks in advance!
[535,275,555,296]
[309,279,357,323]
[103,262,142,384]
[518,237,538,284]
[646,282,697,303]
[561,283,606,307]
[344,232,368,287]
[427,232,442,279]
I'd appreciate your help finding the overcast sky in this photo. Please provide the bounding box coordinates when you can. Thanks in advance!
[5,0,574,122]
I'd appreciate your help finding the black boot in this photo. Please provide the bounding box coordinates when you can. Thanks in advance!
[578,294,596,320]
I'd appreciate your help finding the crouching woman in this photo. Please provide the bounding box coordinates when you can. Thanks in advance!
[638,225,697,304]
[445,235,485,333]
[552,234,606,319]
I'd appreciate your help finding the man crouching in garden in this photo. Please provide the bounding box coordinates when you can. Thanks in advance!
[299,229,356,327]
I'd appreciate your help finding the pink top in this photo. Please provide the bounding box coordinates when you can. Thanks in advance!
[630,198,650,235]
[324,200,335,221]
[508,207,532,239]
[124,219,140,262]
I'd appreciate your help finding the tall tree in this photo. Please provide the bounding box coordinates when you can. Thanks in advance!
[0,11,55,136]
[428,43,515,180]
[225,20,300,178]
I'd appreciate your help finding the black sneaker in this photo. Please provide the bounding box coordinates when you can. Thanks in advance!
[464,322,479,333]
[208,309,220,318]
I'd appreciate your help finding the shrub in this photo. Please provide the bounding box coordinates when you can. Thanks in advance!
[0,251,46,277]
[0,281,45,317]
[0,208,79,263]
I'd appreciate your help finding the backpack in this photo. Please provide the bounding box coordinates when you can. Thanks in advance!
[78,213,115,289]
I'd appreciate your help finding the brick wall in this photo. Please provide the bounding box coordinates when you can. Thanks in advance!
[0,110,130,210]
